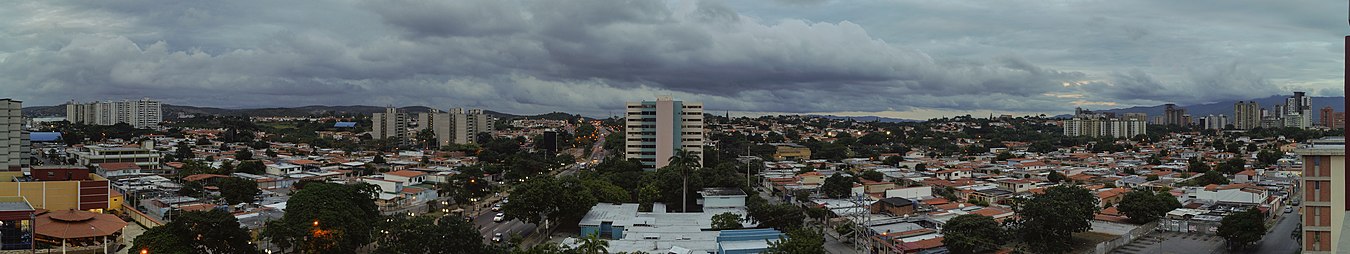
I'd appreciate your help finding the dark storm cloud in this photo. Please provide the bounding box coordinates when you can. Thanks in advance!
[0,0,1339,117]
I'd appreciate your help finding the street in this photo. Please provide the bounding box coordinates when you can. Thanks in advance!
[1230,209,1300,254]
[472,199,537,245]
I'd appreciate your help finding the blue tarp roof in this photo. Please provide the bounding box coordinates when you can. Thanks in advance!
[334,122,357,128]
[29,132,61,142]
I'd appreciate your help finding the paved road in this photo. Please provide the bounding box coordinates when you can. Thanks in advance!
[473,201,537,245]
[1231,209,1300,254]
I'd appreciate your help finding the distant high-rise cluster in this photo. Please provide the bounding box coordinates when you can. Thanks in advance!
[1162,104,1189,126]
[372,106,494,147]
[1319,106,1344,129]
[65,99,162,129]
[1062,108,1147,138]
[1197,114,1228,130]
[0,99,27,171]
[1236,92,1318,129]
[625,96,704,170]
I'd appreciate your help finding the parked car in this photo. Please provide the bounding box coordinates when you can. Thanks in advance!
[492,233,503,242]
[1285,207,1293,213]
[493,213,505,222]
[492,204,502,211]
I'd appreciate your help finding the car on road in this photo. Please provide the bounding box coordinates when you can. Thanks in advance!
[493,213,505,222]
[1285,207,1293,213]
[492,233,503,242]
[492,204,501,211]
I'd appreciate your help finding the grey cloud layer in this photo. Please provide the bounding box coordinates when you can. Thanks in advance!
[0,0,1338,116]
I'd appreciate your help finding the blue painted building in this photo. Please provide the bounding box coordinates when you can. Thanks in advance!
[716,228,784,254]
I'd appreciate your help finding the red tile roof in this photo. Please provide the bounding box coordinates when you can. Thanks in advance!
[385,170,428,178]
[97,162,139,171]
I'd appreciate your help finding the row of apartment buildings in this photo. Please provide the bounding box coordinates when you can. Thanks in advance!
[65,99,163,129]
[371,107,494,147]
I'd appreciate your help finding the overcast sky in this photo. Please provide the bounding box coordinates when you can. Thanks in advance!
[1,0,1344,118]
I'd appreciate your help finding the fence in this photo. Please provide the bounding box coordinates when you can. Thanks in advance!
[122,203,164,228]
[1092,221,1159,254]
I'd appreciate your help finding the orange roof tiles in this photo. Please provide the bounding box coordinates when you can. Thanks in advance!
[385,170,428,178]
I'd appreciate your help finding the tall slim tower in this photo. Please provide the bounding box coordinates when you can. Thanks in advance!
[0,99,27,171]
[1296,137,1345,253]
[624,96,704,170]
[1234,101,1261,130]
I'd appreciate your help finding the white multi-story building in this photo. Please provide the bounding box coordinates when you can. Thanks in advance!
[415,108,493,147]
[1199,114,1228,130]
[69,140,162,171]
[0,99,28,171]
[1063,109,1146,138]
[624,96,704,170]
[372,106,410,145]
[65,99,162,129]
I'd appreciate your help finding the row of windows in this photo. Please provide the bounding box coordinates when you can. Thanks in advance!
[626,145,657,149]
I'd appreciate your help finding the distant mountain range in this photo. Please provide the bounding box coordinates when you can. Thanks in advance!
[807,115,921,123]
[21,104,593,121]
[1061,95,1345,120]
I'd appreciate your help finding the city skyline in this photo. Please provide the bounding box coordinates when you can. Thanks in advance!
[1,0,1344,119]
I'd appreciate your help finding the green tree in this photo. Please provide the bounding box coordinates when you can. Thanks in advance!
[237,160,266,175]
[1217,208,1266,249]
[764,228,825,254]
[748,202,805,230]
[235,149,253,161]
[375,215,496,254]
[637,183,660,212]
[1256,149,1283,166]
[1117,190,1181,224]
[711,212,744,230]
[915,163,927,171]
[860,170,884,182]
[1047,171,1066,183]
[575,233,610,254]
[667,149,702,212]
[372,154,386,164]
[1015,185,1099,254]
[218,177,262,205]
[943,214,1006,254]
[262,182,380,254]
[995,151,1015,162]
[502,176,597,232]
[131,210,260,254]
[821,173,854,198]
[176,142,194,161]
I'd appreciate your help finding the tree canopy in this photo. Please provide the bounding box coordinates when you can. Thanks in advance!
[943,214,1006,254]
[1116,190,1181,224]
[263,182,380,254]
[375,215,499,254]
[711,212,744,230]
[217,177,262,205]
[1217,208,1266,249]
[821,173,854,198]
[131,210,259,254]
[1014,185,1098,253]
[764,227,824,254]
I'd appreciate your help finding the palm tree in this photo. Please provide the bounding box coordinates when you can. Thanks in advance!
[576,234,610,254]
[667,149,701,212]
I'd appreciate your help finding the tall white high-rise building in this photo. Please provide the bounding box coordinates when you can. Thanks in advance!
[1,99,28,171]
[65,99,162,129]
[625,96,704,170]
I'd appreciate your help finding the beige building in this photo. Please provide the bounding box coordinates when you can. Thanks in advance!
[1234,101,1260,130]
[371,106,409,145]
[68,140,163,172]
[65,99,162,129]
[624,96,703,170]
[1295,137,1346,253]
[0,99,27,171]
[416,108,493,147]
